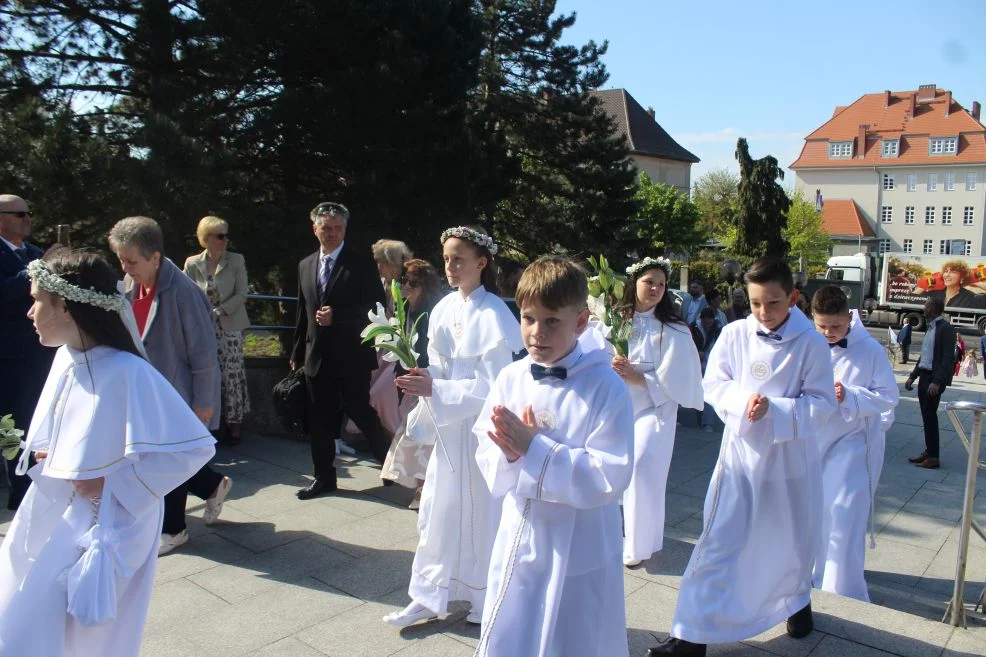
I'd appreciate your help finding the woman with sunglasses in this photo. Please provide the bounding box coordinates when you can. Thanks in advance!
[184,215,251,445]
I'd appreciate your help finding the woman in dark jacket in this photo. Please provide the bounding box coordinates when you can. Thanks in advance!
[381,259,443,507]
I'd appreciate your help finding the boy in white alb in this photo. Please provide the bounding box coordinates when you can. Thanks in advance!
[811,286,898,601]
[649,257,837,657]
[474,256,634,657]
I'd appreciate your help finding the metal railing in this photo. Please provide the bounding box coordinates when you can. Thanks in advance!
[245,293,297,332]
[942,400,986,627]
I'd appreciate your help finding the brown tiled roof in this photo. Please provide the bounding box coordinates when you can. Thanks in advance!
[592,89,700,163]
[821,200,875,237]
[791,86,986,169]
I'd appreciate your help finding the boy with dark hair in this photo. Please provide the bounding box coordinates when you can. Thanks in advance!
[474,256,634,657]
[810,285,898,601]
[649,257,837,657]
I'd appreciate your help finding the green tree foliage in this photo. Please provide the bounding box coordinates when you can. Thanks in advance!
[692,167,738,239]
[476,0,641,261]
[783,191,832,270]
[634,173,705,256]
[733,137,790,259]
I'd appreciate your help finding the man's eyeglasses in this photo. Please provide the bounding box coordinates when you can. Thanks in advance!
[314,203,348,217]
[0,210,33,218]
[211,233,229,240]
[400,276,420,289]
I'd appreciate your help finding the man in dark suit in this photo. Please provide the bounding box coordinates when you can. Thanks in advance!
[291,202,389,499]
[0,194,56,509]
[897,317,913,364]
[904,298,956,469]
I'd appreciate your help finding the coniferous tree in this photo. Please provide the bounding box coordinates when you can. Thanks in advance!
[734,137,790,259]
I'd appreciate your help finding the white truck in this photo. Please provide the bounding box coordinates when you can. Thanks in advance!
[820,252,986,331]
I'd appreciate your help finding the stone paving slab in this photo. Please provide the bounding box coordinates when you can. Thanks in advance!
[2,360,986,656]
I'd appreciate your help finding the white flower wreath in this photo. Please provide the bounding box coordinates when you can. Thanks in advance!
[27,259,127,313]
[440,226,498,255]
[626,256,673,279]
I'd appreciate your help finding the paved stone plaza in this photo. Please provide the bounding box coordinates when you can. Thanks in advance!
[2,364,985,656]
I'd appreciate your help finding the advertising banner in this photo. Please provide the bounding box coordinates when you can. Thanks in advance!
[882,254,986,312]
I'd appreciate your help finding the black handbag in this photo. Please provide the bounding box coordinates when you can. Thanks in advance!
[272,368,309,434]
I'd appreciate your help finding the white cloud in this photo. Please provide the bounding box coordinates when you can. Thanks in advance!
[677,127,806,145]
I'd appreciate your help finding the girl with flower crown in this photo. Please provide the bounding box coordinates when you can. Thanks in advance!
[610,257,704,567]
[0,249,214,657]
[384,226,522,627]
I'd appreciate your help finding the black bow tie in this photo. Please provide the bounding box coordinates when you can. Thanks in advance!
[830,338,848,349]
[756,330,782,342]
[531,363,567,381]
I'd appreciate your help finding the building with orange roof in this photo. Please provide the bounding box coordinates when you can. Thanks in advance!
[791,84,986,257]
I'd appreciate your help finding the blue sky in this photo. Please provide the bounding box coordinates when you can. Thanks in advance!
[555,0,986,187]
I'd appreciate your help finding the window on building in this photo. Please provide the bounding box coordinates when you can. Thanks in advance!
[965,206,976,226]
[925,206,935,224]
[942,207,952,225]
[904,206,915,224]
[882,174,894,190]
[945,172,955,191]
[881,140,899,157]
[923,239,934,254]
[828,141,852,158]
[968,173,979,191]
[966,242,973,257]
[907,174,917,191]
[879,239,891,254]
[903,239,913,253]
[880,206,893,223]
[940,240,949,255]
[927,174,938,191]
[929,137,958,154]
[941,239,968,256]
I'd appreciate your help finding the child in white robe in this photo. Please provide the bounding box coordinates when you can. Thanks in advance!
[649,257,837,657]
[811,287,898,601]
[474,256,634,657]
[385,227,522,627]
[0,250,214,657]
[611,256,703,567]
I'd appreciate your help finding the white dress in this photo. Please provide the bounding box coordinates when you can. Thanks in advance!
[622,313,703,565]
[671,309,837,645]
[812,317,898,601]
[0,346,214,657]
[474,344,634,657]
[405,286,522,614]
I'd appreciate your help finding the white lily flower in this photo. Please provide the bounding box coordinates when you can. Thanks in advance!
[381,350,401,363]
[361,302,390,338]
[587,295,608,323]
[374,332,397,346]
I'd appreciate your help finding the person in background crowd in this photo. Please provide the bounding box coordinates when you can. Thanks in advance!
[611,256,703,568]
[109,216,231,555]
[691,307,722,432]
[381,258,443,509]
[954,333,966,377]
[980,330,986,381]
[725,287,750,323]
[905,298,956,470]
[184,215,251,446]
[795,283,810,315]
[291,202,390,499]
[680,281,707,328]
[703,288,728,328]
[896,317,913,364]
[372,239,413,313]
[0,193,55,510]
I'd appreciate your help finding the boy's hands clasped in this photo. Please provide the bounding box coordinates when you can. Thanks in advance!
[747,393,769,422]
[487,404,538,463]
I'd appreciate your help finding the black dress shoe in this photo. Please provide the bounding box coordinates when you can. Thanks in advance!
[786,602,813,639]
[908,450,929,463]
[296,478,337,500]
[647,637,707,656]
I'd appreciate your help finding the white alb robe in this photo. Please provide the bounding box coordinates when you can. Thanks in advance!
[405,286,522,615]
[671,309,836,645]
[622,313,703,565]
[812,317,898,601]
[474,344,634,657]
[0,345,214,657]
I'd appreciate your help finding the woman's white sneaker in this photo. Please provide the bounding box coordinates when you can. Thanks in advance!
[204,476,232,525]
[158,530,189,556]
[382,602,438,627]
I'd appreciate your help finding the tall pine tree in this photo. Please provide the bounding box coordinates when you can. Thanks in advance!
[734,137,791,259]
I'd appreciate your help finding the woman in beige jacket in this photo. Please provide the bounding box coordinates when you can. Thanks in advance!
[184,215,251,444]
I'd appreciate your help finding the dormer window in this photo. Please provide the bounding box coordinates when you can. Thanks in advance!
[881,139,899,157]
[829,141,852,159]
[929,137,957,155]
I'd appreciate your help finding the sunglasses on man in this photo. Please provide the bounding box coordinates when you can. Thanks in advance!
[0,210,33,218]
[314,203,349,217]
